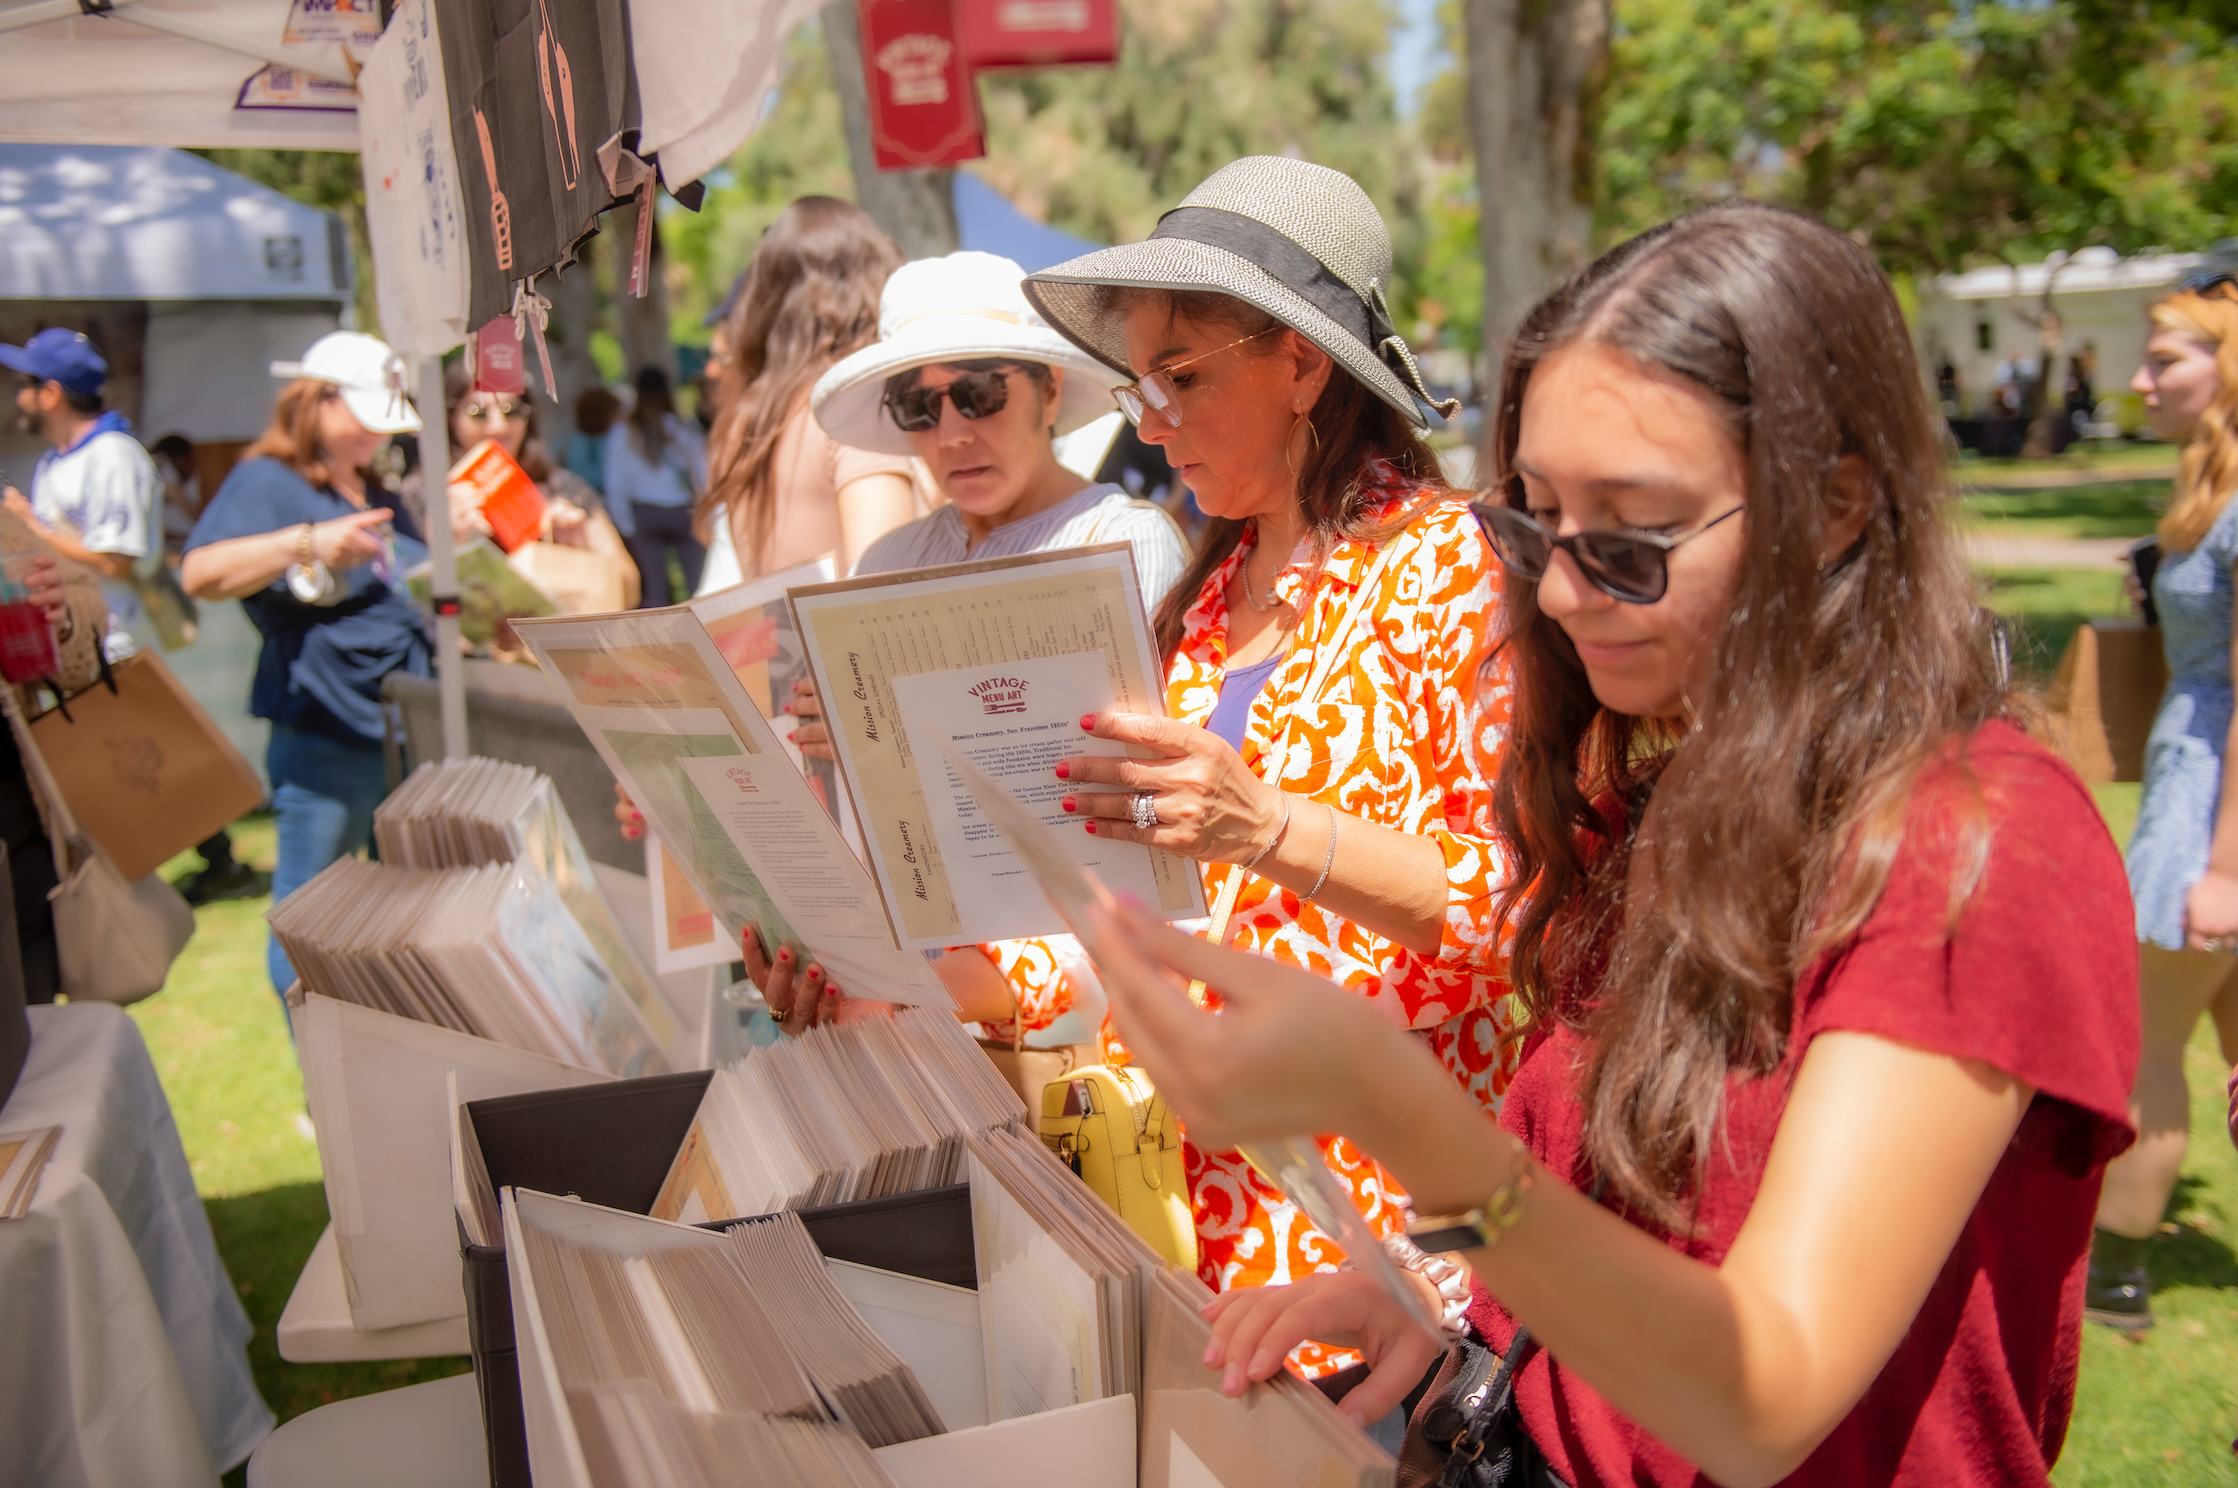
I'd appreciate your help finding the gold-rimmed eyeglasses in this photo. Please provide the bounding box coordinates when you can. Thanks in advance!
[1112,326,1280,429]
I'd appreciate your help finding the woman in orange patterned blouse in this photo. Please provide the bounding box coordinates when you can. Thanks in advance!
[963,157,1519,1374]
[747,157,1518,1379]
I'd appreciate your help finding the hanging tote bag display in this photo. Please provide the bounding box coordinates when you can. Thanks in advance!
[27,649,265,882]
[2,687,194,1005]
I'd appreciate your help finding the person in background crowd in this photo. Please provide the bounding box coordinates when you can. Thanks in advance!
[401,364,639,612]
[693,196,915,592]
[565,386,619,496]
[151,433,202,553]
[1091,202,2137,1488]
[2093,271,2238,1332]
[0,328,161,663]
[181,332,431,1002]
[0,335,257,906]
[742,167,1519,1401]
[0,505,105,1002]
[605,367,707,605]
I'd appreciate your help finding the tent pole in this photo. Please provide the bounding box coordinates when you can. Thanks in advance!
[417,355,467,759]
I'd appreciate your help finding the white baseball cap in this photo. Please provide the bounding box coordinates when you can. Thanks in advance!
[270,330,423,435]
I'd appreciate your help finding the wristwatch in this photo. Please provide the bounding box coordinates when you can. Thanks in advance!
[1405,1151,1538,1254]
[287,522,335,604]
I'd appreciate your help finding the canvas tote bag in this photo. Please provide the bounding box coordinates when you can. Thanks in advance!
[2,686,194,1005]
[27,649,265,881]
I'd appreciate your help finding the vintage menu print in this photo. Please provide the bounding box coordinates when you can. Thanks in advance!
[511,608,948,1008]
[788,545,1207,952]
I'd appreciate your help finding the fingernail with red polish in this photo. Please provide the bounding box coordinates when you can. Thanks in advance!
[1079,714,1096,730]
[1085,822,1098,835]
[1061,797,1076,813]
[1053,761,1070,779]
[777,948,792,961]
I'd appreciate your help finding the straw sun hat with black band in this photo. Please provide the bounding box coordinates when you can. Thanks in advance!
[1022,156,1459,429]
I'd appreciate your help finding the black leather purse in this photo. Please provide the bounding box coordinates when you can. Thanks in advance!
[1397,1325,1559,1488]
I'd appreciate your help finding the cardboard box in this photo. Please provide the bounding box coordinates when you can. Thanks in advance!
[502,1187,1135,1488]
[457,1074,979,1488]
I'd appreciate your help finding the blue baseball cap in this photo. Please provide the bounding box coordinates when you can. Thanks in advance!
[0,328,107,398]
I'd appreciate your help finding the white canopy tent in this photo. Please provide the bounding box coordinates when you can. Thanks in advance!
[0,0,358,151]
[0,0,803,758]
[0,142,351,446]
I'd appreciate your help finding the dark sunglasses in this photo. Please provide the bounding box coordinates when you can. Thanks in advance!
[1470,496,1744,605]
[883,369,1014,432]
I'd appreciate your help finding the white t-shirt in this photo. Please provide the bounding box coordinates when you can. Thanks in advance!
[33,426,160,659]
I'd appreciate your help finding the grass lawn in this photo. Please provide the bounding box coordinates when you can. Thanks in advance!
[1980,566,2132,682]
[132,815,466,1488]
[1958,480,2170,540]
[1955,446,2179,478]
[131,788,2235,1483]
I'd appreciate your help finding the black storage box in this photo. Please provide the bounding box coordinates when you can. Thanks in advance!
[458,1072,978,1488]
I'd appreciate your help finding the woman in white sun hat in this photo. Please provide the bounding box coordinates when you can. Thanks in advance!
[709,251,1189,1025]
[183,330,431,1003]
[806,249,1186,589]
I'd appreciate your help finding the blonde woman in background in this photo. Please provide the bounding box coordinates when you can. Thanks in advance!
[2092,269,2238,1331]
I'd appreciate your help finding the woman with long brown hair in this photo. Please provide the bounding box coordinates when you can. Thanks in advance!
[2090,271,2238,1330]
[692,196,917,591]
[1087,203,2138,1487]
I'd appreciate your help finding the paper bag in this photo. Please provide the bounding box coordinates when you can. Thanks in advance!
[2044,619,2168,785]
[507,540,628,616]
[28,649,265,880]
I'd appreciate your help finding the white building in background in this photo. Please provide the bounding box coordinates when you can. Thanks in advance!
[1911,247,2206,425]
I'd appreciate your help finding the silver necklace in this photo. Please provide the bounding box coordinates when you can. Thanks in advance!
[1240,545,1283,612]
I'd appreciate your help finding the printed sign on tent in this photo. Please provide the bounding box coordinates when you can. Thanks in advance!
[858,0,986,170]
[955,0,1118,69]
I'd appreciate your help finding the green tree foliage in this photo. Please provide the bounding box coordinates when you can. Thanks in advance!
[663,1,1432,348]
[660,21,856,339]
[193,149,378,333]
[1595,0,2238,273]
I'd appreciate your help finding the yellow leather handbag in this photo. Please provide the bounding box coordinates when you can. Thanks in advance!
[1039,1063,1198,1273]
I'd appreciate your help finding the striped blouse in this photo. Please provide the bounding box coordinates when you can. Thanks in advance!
[852,481,1188,603]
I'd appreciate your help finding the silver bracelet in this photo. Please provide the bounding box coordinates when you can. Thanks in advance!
[1384,1231,1473,1340]
[1303,803,1337,900]
[1237,795,1291,873]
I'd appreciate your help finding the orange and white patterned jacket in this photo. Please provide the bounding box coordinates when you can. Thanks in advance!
[976,474,1522,1373]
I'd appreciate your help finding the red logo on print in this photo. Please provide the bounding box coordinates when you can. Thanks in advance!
[967,676,1029,715]
[725,767,760,793]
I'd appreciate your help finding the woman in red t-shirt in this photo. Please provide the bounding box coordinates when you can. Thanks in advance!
[1086,202,2140,1488]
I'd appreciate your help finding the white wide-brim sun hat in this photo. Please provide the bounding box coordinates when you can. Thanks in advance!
[270,330,422,435]
[811,251,1121,457]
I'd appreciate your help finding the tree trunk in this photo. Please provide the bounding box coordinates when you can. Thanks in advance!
[540,238,606,442]
[2007,257,2068,460]
[819,0,960,259]
[1463,0,1610,354]
[610,198,677,390]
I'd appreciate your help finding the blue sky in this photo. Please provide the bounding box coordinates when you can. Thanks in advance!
[1388,0,1443,117]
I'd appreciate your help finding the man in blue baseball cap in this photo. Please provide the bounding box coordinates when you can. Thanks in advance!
[1,328,163,663]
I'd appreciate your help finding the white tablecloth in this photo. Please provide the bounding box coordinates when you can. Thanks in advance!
[0,1003,275,1485]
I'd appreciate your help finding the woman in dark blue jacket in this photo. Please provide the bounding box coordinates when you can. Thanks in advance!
[183,332,430,1000]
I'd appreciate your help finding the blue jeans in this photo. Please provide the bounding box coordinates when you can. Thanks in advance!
[266,723,391,998]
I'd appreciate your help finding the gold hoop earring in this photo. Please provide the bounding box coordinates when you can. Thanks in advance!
[1285,412,1320,476]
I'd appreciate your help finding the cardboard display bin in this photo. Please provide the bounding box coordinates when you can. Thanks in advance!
[457,1073,977,1488]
